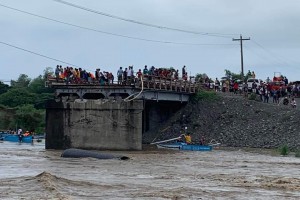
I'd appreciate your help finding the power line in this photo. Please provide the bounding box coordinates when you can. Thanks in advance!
[0,3,237,46]
[251,40,295,67]
[52,0,237,38]
[0,41,80,67]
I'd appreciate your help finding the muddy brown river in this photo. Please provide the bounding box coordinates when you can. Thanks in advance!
[0,141,299,200]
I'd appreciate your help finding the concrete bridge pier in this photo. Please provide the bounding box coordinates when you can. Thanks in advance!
[46,99,143,150]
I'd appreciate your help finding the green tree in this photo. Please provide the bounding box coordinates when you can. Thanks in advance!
[0,81,10,95]
[10,74,31,88]
[0,88,36,107]
[0,105,15,130]
[14,104,45,132]
[195,73,209,82]
[224,69,244,81]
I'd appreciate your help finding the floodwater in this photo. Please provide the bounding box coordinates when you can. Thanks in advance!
[0,142,299,200]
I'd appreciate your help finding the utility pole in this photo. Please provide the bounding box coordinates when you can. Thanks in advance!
[233,35,250,76]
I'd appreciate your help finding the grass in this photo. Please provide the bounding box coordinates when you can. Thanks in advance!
[278,145,289,156]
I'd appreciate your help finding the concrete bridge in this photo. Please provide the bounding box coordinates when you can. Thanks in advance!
[45,76,201,150]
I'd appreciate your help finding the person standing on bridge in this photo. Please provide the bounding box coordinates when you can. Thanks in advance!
[182,65,186,79]
[123,68,128,85]
[127,66,133,84]
[117,67,123,85]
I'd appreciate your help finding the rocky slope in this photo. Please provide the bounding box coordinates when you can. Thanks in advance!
[145,93,300,149]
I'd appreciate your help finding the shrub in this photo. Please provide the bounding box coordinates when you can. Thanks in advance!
[279,145,289,156]
[193,90,218,101]
[248,93,256,100]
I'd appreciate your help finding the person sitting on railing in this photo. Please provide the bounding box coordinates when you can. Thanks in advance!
[174,69,179,80]
[99,71,105,85]
[149,66,155,76]
[143,65,149,75]
[136,69,142,79]
[95,68,101,82]
[89,72,95,84]
[107,72,114,85]
[183,72,188,81]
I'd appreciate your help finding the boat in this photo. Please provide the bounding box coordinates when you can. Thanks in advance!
[152,135,220,151]
[0,132,10,140]
[2,135,33,143]
[157,142,213,151]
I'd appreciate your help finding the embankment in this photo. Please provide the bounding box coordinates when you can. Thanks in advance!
[145,93,300,149]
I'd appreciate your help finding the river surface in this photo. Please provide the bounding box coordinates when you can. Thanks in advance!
[0,141,299,200]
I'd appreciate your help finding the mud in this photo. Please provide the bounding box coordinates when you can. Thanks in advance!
[0,142,299,199]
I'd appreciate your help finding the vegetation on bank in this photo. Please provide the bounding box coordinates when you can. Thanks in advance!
[0,68,54,133]
[192,89,218,102]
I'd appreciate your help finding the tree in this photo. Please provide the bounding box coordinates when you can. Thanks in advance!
[224,69,244,81]
[11,74,31,88]
[195,73,209,82]
[14,104,45,132]
[0,88,36,107]
[0,81,9,95]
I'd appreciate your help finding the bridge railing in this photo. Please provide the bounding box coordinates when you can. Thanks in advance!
[135,75,202,93]
[46,75,203,93]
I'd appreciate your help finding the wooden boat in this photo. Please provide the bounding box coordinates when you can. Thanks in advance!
[2,135,33,143]
[157,142,212,151]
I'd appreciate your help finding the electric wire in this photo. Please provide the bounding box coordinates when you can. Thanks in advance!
[0,41,80,67]
[244,45,300,72]
[0,3,237,46]
[0,4,239,46]
[52,0,238,38]
[251,40,293,67]
[244,46,283,67]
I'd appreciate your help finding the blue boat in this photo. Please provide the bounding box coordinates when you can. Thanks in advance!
[3,135,33,143]
[157,142,213,151]
[0,132,10,140]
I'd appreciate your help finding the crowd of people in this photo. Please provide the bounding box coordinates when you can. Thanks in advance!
[210,72,298,108]
[53,65,191,85]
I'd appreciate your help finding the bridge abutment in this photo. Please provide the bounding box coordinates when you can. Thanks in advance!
[46,99,143,150]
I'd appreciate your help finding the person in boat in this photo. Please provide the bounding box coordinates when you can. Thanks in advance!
[184,133,192,144]
[23,131,30,137]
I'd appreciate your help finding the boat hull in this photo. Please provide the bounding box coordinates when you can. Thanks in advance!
[3,135,33,143]
[157,142,212,151]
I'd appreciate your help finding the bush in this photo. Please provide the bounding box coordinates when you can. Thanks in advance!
[279,145,289,156]
[248,93,256,100]
[193,90,218,101]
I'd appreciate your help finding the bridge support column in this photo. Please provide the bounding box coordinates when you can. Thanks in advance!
[45,99,143,150]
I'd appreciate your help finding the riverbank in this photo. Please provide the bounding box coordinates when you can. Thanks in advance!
[145,92,300,149]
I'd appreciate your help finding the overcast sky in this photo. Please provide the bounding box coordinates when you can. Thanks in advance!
[1,0,300,83]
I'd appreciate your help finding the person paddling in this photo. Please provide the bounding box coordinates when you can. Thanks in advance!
[184,133,192,144]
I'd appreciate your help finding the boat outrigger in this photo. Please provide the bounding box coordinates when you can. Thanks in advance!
[151,136,220,151]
